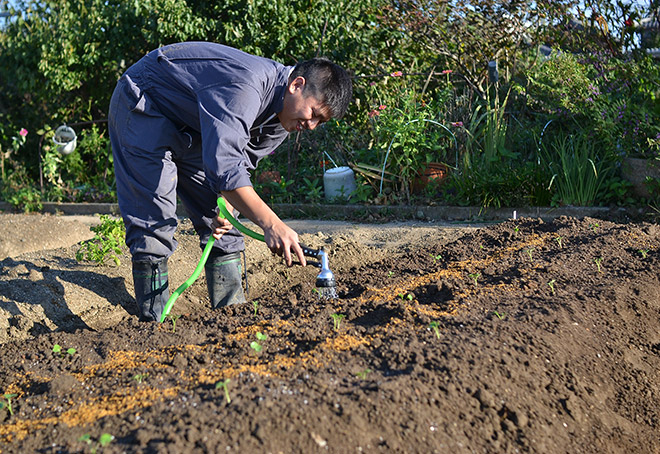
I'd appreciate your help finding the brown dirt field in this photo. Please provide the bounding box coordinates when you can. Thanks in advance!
[0,213,658,453]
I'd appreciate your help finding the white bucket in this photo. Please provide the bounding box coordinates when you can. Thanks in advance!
[53,125,77,155]
[323,166,356,201]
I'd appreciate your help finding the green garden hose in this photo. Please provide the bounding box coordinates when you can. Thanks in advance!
[159,197,334,322]
[159,197,264,323]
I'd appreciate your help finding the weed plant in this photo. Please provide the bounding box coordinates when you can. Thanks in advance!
[76,215,125,266]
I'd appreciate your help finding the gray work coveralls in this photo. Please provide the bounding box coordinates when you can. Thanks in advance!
[108,42,292,262]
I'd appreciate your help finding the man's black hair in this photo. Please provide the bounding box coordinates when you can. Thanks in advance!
[290,58,352,119]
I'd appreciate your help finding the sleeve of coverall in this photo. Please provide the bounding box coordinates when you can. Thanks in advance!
[196,83,263,195]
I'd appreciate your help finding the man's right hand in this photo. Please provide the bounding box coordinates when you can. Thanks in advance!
[221,186,306,267]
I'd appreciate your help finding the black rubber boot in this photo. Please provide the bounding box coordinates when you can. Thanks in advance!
[205,250,246,308]
[132,259,169,322]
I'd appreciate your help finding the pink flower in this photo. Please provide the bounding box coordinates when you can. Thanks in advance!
[19,128,28,137]
[450,121,464,127]
[368,110,380,118]
[390,71,403,77]
[378,105,387,110]
[441,69,453,75]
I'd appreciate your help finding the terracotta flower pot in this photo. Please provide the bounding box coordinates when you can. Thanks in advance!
[257,170,281,184]
[413,162,449,193]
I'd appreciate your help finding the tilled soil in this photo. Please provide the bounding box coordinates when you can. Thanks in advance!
[0,215,659,453]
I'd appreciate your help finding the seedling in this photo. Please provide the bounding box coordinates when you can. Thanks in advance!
[526,247,535,261]
[494,311,505,320]
[52,344,76,356]
[79,433,114,454]
[331,313,346,331]
[639,249,649,259]
[429,321,441,339]
[355,368,372,379]
[215,379,231,404]
[167,314,182,333]
[397,292,413,301]
[430,253,442,262]
[250,332,267,352]
[132,373,149,384]
[252,300,259,316]
[594,257,603,273]
[513,226,520,234]
[468,272,480,286]
[554,236,563,249]
[0,393,17,416]
[548,279,556,295]
[387,271,394,278]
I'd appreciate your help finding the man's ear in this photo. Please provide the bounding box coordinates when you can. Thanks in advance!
[288,76,306,94]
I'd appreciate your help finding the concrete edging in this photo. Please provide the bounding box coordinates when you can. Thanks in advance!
[0,201,646,222]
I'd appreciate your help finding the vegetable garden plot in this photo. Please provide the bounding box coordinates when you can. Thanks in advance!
[0,217,659,453]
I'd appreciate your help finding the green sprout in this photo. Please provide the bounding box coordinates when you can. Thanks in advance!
[590,222,600,233]
[513,226,519,233]
[132,373,149,384]
[167,314,182,333]
[0,393,18,416]
[250,332,267,352]
[387,271,394,278]
[526,247,535,261]
[494,311,505,320]
[468,272,481,286]
[639,249,649,259]
[594,257,603,273]
[355,368,372,379]
[52,344,76,356]
[331,313,346,332]
[430,254,442,262]
[215,379,231,404]
[554,236,563,249]
[252,300,259,316]
[548,279,556,295]
[79,433,114,454]
[429,321,441,339]
[312,287,321,297]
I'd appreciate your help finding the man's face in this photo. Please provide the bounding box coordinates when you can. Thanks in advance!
[278,76,331,133]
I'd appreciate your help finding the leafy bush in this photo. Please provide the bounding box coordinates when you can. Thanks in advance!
[75,215,126,266]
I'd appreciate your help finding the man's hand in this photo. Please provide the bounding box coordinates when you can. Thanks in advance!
[211,200,235,240]
[221,187,306,267]
[263,221,305,267]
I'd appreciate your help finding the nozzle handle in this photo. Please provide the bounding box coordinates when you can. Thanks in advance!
[300,244,322,258]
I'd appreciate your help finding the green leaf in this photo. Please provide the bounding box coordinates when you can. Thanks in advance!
[99,433,114,446]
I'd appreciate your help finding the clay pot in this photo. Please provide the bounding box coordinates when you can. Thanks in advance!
[412,162,448,193]
[257,170,281,184]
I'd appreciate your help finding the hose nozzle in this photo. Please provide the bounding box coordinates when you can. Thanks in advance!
[301,245,337,298]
